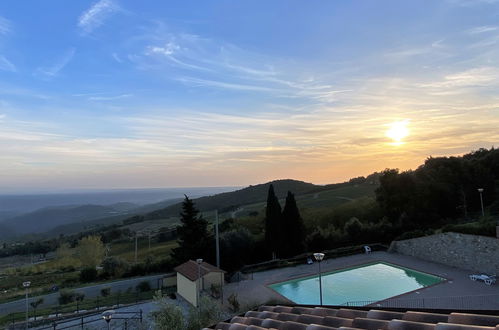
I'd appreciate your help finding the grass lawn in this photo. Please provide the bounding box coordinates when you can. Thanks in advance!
[109,239,178,263]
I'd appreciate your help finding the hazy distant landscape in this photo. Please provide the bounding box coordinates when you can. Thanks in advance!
[0,187,238,239]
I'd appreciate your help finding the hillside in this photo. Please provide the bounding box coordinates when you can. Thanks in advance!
[2,203,139,235]
[141,179,319,220]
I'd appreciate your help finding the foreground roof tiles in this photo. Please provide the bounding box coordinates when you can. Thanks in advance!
[203,305,499,330]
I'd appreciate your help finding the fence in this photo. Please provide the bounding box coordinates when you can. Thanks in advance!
[34,310,143,330]
[342,294,499,310]
[3,287,174,329]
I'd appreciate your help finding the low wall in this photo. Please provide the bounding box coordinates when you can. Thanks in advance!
[389,232,499,275]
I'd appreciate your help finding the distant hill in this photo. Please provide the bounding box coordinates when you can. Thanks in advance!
[2,203,140,235]
[137,179,323,220]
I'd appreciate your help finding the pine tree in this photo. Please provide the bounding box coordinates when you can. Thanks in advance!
[264,184,282,259]
[281,191,305,257]
[172,195,213,264]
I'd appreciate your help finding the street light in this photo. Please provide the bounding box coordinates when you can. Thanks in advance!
[196,258,203,308]
[23,281,31,330]
[478,188,485,217]
[102,310,115,330]
[313,253,325,306]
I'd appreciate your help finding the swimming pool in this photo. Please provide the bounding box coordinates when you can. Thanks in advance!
[269,262,445,306]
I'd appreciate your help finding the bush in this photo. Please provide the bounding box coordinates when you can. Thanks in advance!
[227,293,240,313]
[100,287,111,297]
[186,296,225,330]
[79,267,98,283]
[136,281,151,292]
[151,291,185,330]
[102,256,130,278]
[442,220,497,237]
[58,290,76,304]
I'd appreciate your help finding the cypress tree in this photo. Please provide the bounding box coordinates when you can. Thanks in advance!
[264,184,282,259]
[172,195,213,264]
[281,191,305,257]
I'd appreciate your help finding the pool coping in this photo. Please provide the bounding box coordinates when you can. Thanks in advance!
[265,259,450,306]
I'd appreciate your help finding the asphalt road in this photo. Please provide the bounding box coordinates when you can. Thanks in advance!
[0,274,166,316]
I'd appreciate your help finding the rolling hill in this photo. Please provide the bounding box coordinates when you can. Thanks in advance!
[2,203,139,235]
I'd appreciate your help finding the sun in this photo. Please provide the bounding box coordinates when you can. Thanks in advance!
[386,120,409,144]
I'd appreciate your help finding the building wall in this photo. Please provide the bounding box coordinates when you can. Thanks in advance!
[163,274,177,287]
[176,273,198,307]
[202,272,224,290]
[389,232,499,275]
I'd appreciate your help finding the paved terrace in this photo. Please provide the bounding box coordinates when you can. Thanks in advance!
[223,252,499,309]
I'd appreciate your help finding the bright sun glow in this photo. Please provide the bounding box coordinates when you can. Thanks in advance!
[386,120,410,144]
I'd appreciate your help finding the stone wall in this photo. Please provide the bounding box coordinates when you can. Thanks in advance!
[389,232,499,275]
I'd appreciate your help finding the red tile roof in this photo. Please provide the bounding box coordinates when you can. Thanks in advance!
[174,260,225,281]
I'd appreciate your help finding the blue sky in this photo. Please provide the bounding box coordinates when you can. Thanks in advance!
[1,0,499,192]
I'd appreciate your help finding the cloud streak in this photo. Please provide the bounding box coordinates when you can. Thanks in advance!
[0,16,10,35]
[35,48,76,78]
[78,0,119,34]
[0,55,16,72]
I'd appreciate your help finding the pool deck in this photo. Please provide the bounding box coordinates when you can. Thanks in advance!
[223,251,499,310]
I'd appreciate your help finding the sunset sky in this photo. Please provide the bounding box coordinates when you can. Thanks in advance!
[1,0,498,192]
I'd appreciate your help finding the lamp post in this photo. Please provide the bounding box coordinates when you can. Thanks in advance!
[23,281,31,329]
[313,253,325,306]
[478,188,485,217]
[196,258,203,308]
[102,310,115,330]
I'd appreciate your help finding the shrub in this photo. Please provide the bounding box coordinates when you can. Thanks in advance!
[136,281,151,292]
[100,287,111,297]
[150,291,185,330]
[186,296,225,330]
[102,256,130,278]
[58,290,76,304]
[79,267,98,283]
[227,293,240,313]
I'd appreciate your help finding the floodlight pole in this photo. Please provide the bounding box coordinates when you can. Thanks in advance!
[196,258,203,309]
[134,232,138,264]
[478,188,485,217]
[215,210,220,268]
[313,253,325,306]
[23,281,31,330]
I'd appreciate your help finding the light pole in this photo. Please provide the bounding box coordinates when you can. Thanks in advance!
[478,188,485,217]
[102,310,115,330]
[23,281,31,329]
[313,253,325,306]
[196,258,203,308]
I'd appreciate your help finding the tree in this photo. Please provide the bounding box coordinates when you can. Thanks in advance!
[150,291,186,330]
[30,298,44,320]
[171,196,213,264]
[264,184,282,259]
[102,256,130,278]
[56,242,79,269]
[75,235,105,268]
[281,191,305,257]
[79,267,98,283]
[220,228,254,272]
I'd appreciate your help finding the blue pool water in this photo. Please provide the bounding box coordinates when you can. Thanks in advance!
[269,262,445,306]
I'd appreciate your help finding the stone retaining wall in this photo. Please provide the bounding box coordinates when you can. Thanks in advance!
[389,232,499,275]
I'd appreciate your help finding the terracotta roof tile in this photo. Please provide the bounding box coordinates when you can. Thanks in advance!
[174,260,225,281]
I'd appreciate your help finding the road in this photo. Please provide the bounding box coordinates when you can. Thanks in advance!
[0,274,166,316]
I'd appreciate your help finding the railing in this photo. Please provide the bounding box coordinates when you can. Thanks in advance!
[342,294,499,310]
[34,310,142,330]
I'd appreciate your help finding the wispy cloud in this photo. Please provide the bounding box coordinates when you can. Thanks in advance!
[35,48,76,78]
[0,16,11,35]
[0,55,16,72]
[88,93,132,101]
[467,26,498,34]
[78,0,119,34]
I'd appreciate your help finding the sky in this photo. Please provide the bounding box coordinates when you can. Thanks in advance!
[0,0,498,192]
